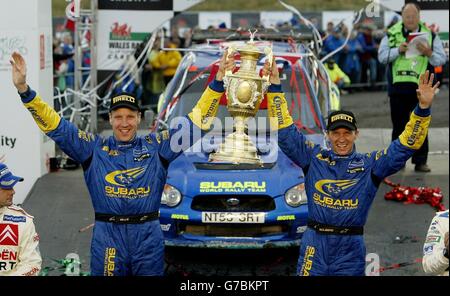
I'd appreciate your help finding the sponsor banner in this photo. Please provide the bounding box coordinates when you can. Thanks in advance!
[406,0,449,10]
[260,11,293,28]
[0,28,54,204]
[0,0,54,204]
[0,33,29,72]
[98,0,173,11]
[198,12,231,30]
[97,10,174,70]
[98,0,203,11]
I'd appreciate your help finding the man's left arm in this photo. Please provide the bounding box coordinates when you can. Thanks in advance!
[417,35,447,66]
[154,79,224,164]
[156,53,233,164]
[371,71,438,180]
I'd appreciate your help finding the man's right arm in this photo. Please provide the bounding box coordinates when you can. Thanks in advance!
[19,88,97,164]
[11,52,96,164]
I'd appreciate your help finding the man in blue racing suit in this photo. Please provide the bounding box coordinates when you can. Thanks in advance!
[263,59,439,275]
[10,52,232,275]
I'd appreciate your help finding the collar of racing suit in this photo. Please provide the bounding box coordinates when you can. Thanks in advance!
[113,134,138,149]
[325,144,357,162]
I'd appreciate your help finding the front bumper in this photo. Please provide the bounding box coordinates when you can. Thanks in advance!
[160,201,308,249]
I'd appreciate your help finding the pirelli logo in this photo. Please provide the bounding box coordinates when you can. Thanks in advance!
[331,114,353,123]
[112,95,135,104]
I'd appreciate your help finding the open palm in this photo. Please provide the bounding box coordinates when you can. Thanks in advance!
[417,70,440,109]
[10,52,28,92]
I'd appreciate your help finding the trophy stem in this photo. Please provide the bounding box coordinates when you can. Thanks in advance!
[208,116,261,164]
[235,116,246,135]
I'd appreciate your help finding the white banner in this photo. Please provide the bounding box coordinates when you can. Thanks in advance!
[198,12,231,30]
[0,0,54,204]
[260,11,293,28]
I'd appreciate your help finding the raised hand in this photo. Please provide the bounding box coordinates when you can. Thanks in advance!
[215,51,235,82]
[10,52,28,93]
[417,70,440,109]
[262,57,280,85]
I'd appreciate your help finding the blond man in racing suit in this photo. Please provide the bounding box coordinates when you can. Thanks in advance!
[423,210,449,276]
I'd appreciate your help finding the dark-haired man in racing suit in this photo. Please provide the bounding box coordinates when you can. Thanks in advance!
[263,58,439,275]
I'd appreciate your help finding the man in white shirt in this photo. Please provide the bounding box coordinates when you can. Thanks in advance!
[423,210,449,276]
[0,163,42,276]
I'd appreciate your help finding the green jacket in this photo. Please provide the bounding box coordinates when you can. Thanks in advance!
[388,21,432,84]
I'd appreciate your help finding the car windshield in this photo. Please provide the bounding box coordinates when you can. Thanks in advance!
[162,57,324,135]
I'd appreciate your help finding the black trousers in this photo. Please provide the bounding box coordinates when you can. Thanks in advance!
[389,93,428,165]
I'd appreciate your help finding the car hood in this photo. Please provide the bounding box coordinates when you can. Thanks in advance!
[166,134,323,197]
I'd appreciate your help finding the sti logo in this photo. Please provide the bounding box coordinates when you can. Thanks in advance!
[0,224,19,246]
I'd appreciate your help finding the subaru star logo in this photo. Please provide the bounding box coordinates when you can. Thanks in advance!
[226,198,240,206]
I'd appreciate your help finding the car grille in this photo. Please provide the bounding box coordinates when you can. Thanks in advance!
[191,195,275,212]
[178,223,288,237]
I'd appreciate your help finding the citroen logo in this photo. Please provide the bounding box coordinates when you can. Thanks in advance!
[226,198,240,207]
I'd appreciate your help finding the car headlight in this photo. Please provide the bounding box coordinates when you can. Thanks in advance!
[284,183,307,207]
[161,184,182,207]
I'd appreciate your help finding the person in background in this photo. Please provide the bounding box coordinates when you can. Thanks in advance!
[0,163,41,276]
[322,27,344,67]
[357,23,378,89]
[423,210,449,276]
[157,39,182,85]
[378,3,446,172]
[143,38,166,113]
[341,26,362,90]
[325,58,351,93]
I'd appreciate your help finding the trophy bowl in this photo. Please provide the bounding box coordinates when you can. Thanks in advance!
[209,32,272,164]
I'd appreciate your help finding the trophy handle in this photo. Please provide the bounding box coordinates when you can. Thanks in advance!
[262,46,273,82]
[225,45,236,77]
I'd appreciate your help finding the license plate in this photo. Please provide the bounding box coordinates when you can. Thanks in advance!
[201,212,265,224]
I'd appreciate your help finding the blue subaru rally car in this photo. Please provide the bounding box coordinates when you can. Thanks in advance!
[154,35,339,248]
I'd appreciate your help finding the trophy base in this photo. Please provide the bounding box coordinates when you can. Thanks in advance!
[209,132,261,164]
